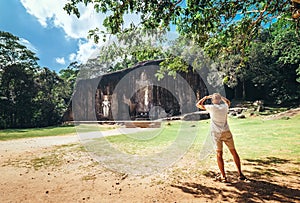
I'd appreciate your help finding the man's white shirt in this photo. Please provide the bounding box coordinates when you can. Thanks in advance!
[204,104,230,133]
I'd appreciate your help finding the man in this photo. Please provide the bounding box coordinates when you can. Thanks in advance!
[196,93,246,182]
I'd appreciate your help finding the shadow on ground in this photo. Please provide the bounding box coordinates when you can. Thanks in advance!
[171,157,300,202]
[172,179,300,202]
[245,157,290,165]
[243,157,300,178]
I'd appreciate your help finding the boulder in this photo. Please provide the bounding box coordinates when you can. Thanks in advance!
[182,111,210,121]
[237,114,246,119]
[229,112,237,117]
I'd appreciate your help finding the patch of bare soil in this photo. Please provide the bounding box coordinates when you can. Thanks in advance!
[265,107,300,120]
[0,140,299,203]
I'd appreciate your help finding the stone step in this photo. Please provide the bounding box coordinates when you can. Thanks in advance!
[124,121,161,128]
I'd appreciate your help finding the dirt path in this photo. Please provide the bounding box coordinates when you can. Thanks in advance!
[0,128,299,202]
[0,134,78,154]
[0,127,156,153]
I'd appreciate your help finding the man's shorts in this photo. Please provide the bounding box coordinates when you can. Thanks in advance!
[212,131,235,151]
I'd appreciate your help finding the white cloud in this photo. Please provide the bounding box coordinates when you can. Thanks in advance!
[20,0,141,40]
[55,57,65,65]
[69,39,100,64]
[19,38,38,53]
[20,0,107,39]
[20,0,141,65]
[69,53,76,61]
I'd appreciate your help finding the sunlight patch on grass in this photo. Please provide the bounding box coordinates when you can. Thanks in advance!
[88,121,200,155]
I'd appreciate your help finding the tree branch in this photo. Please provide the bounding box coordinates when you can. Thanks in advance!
[174,0,184,6]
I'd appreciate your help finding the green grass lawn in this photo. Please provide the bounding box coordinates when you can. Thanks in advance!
[230,115,300,161]
[0,124,117,141]
[104,121,199,155]
[1,115,299,164]
[78,115,299,176]
[87,115,300,163]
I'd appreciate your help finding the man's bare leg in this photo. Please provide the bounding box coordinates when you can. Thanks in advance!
[217,150,226,178]
[229,148,246,179]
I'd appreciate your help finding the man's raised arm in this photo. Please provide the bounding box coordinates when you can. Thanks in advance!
[221,96,231,107]
[196,95,212,110]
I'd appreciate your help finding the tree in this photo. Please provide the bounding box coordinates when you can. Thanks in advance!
[214,18,300,103]
[98,30,169,71]
[64,1,300,105]
[0,31,76,128]
[0,64,36,128]
[245,19,300,104]
[59,61,79,104]
[0,31,39,128]
[33,67,68,127]
[64,0,298,59]
[77,29,197,80]
[0,31,38,68]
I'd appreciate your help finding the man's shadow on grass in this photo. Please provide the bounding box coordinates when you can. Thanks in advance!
[171,157,300,203]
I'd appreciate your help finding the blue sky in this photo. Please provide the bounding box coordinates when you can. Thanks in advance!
[0,0,78,72]
[0,0,140,72]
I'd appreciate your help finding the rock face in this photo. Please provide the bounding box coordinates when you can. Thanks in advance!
[63,60,208,121]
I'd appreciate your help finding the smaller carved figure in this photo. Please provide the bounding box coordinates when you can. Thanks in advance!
[102,95,110,117]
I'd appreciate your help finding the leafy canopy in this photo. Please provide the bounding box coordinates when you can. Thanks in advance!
[63,1,300,105]
[64,0,298,59]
